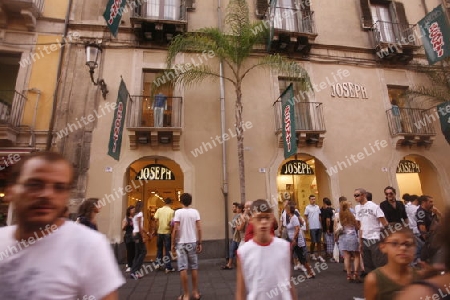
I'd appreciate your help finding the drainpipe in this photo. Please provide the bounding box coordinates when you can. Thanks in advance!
[218,0,230,259]
[28,88,41,147]
[46,0,73,150]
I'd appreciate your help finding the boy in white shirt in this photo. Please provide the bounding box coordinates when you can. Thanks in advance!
[236,199,297,300]
[304,195,325,262]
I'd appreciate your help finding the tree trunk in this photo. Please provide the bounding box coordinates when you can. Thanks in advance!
[235,83,246,204]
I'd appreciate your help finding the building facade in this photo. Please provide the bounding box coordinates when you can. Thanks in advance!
[50,0,450,259]
[0,0,70,225]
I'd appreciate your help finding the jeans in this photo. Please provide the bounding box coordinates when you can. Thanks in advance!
[157,233,173,269]
[131,233,147,274]
[229,240,239,259]
[362,238,387,273]
[154,107,164,127]
[126,241,136,267]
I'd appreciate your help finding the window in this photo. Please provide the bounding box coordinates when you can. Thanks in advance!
[273,0,312,33]
[145,0,181,20]
[279,77,314,130]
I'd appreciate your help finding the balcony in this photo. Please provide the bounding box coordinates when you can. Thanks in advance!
[126,96,183,150]
[268,6,317,55]
[386,108,436,149]
[274,102,325,148]
[0,90,27,146]
[0,0,44,31]
[130,0,188,44]
[371,21,419,63]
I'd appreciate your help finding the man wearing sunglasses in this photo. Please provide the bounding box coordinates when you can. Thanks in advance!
[0,151,124,300]
[354,188,388,275]
[379,186,408,224]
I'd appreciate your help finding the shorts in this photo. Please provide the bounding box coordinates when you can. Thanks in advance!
[176,243,198,271]
[229,240,239,259]
[310,229,322,243]
[293,245,308,265]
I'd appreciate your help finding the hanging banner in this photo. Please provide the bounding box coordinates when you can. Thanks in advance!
[281,83,297,159]
[103,0,127,37]
[438,101,450,144]
[108,79,129,160]
[418,5,450,65]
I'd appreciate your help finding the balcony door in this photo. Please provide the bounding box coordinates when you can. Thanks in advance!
[146,0,181,20]
[142,71,174,127]
[274,0,299,32]
[371,4,395,43]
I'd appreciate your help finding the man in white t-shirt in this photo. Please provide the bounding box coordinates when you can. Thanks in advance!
[171,193,202,300]
[0,151,124,300]
[354,188,388,274]
[304,195,324,262]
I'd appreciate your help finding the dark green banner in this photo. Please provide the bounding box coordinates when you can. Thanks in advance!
[281,83,297,159]
[418,5,450,65]
[438,101,450,144]
[108,79,129,160]
[103,0,127,37]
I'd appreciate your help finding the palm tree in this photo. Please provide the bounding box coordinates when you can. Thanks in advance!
[407,58,450,107]
[153,0,311,204]
[407,58,450,143]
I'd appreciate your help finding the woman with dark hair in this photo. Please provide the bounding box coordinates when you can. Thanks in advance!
[122,205,135,272]
[130,201,152,279]
[76,198,100,231]
[395,207,450,300]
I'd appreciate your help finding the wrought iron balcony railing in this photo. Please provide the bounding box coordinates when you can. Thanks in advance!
[0,90,27,128]
[132,0,187,21]
[127,96,182,129]
[371,21,418,47]
[271,7,316,35]
[386,107,436,136]
[274,101,325,132]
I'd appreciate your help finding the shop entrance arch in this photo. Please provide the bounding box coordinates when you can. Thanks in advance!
[125,156,184,260]
[396,155,445,210]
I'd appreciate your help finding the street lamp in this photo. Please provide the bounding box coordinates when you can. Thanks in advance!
[85,42,108,99]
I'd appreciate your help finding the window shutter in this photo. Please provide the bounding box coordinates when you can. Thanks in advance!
[256,0,269,18]
[360,0,373,29]
[394,1,408,25]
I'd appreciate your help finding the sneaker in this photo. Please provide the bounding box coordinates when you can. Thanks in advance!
[165,268,176,274]
[310,254,317,261]
[125,267,131,272]
[293,264,300,270]
[329,258,337,263]
[318,256,326,263]
[306,273,315,279]
[130,273,139,280]
[298,264,307,272]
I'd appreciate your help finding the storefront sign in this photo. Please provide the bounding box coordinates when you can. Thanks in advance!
[135,164,175,180]
[281,160,314,175]
[396,160,421,173]
[331,82,368,99]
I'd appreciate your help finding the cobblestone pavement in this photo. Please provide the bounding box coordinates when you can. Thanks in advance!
[118,259,365,300]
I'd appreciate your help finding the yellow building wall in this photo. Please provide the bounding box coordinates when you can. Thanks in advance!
[43,0,69,19]
[21,35,62,130]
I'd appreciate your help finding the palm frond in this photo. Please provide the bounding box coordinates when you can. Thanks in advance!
[241,54,311,90]
[226,0,250,36]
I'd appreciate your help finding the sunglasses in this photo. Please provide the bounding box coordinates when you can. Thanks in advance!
[385,192,394,196]
[354,194,361,197]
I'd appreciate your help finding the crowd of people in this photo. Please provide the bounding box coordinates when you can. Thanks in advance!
[0,150,448,300]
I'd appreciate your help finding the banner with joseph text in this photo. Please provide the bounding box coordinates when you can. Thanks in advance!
[108,79,129,160]
[281,83,297,159]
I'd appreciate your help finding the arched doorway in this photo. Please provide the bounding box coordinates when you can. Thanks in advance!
[126,156,184,260]
[396,155,445,210]
[276,154,331,214]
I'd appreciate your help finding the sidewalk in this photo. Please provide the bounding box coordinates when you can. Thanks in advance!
[118,259,365,300]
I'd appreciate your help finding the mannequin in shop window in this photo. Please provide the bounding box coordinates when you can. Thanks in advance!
[152,93,167,127]
[391,99,402,134]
